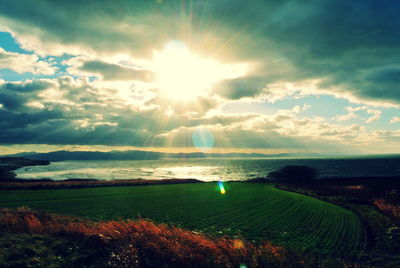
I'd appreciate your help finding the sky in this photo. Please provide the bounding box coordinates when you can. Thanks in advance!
[0,0,399,155]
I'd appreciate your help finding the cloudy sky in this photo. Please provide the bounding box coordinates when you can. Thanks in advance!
[0,0,399,155]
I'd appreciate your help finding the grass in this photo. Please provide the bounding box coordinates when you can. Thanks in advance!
[0,209,292,268]
[276,178,400,265]
[0,182,365,256]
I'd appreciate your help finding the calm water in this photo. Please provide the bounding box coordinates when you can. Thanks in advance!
[15,156,400,181]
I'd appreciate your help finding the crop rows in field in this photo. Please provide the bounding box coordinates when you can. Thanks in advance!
[0,183,365,255]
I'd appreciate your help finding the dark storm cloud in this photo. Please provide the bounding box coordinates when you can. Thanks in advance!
[262,1,400,104]
[206,0,400,104]
[0,103,156,146]
[0,80,64,133]
[0,0,179,56]
[348,69,400,103]
[2,80,52,92]
[213,77,266,100]
[77,60,153,81]
[0,80,50,109]
[0,119,151,146]
[0,91,25,109]
[0,109,62,130]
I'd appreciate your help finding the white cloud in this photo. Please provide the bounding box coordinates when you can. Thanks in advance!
[346,106,368,112]
[258,79,320,103]
[365,109,382,123]
[25,101,45,109]
[333,112,357,122]
[332,106,366,121]
[259,78,400,108]
[390,117,400,123]
[333,106,382,122]
[292,104,311,113]
[0,47,56,75]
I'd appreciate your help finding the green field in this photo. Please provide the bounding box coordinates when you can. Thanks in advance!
[0,182,365,255]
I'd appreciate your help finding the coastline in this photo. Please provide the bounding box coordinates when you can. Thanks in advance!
[0,157,50,181]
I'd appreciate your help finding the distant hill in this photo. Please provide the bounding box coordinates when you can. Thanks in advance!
[4,150,323,161]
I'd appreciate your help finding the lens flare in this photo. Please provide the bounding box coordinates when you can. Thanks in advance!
[192,129,215,152]
[218,181,226,195]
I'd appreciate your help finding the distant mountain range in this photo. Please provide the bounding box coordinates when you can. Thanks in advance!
[4,150,326,161]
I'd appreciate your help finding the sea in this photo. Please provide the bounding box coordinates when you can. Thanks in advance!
[14,156,400,181]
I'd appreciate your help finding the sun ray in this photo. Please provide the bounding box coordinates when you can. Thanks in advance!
[151,40,249,101]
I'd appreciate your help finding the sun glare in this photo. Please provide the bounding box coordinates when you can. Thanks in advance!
[152,41,248,100]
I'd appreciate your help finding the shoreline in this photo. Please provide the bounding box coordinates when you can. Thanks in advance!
[1,156,400,190]
[0,157,50,181]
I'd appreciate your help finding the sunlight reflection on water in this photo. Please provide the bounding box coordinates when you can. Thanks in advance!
[15,157,400,181]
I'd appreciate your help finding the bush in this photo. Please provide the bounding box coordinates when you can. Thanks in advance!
[267,165,318,183]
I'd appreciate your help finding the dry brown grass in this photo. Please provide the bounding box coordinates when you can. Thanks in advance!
[0,208,291,267]
[373,199,400,222]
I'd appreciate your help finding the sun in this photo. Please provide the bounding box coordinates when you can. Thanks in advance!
[152,41,248,101]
